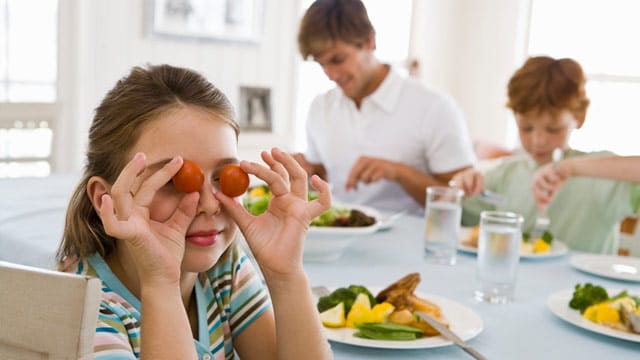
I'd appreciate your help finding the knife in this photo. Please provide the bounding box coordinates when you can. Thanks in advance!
[415,311,487,360]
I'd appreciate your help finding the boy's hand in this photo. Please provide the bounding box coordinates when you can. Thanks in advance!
[531,162,567,208]
[449,168,484,196]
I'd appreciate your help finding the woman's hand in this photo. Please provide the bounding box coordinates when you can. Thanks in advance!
[96,153,199,285]
[450,168,484,196]
[216,148,331,276]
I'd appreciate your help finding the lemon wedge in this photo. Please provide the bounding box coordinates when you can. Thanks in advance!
[319,302,345,328]
[533,238,550,253]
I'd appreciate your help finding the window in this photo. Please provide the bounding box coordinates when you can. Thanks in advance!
[0,0,58,177]
[526,0,640,155]
[293,0,413,151]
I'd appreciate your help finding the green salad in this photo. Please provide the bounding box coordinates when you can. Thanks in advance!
[243,185,375,227]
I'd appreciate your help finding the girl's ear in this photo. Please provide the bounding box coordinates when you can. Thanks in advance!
[86,176,111,210]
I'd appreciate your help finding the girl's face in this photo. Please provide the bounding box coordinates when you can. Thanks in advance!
[131,105,239,273]
[515,109,580,165]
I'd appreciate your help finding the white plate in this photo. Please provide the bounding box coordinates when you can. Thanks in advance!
[569,254,640,282]
[318,288,483,349]
[457,227,568,260]
[304,204,381,262]
[547,288,640,343]
[307,203,381,235]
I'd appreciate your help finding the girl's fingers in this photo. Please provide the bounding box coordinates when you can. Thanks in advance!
[110,152,147,220]
[215,191,252,230]
[272,148,308,199]
[261,149,289,183]
[307,175,332,218]
[253,152,289,197]
[166,192,200,232]
[134,156,183,206]
[98,193,132,239]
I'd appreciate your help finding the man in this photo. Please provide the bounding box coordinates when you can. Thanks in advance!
[294,0,475,214]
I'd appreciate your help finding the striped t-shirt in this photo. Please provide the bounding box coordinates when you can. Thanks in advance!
[65,243,271,359]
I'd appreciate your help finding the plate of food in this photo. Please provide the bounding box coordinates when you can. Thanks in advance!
[569,254,640,282]
[457,226,568,259]
[546,283,640,343]
[314,273,483,349]
[244,185,381,261]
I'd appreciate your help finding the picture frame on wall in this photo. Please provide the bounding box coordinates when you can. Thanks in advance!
[239,86,272,132]
[148,0,264,44]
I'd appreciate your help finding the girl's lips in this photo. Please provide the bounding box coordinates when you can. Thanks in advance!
[186,230,219,247]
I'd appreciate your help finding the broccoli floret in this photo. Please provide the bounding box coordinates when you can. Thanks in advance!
[541,230,553,244]
[522,232,530,242]
[348,285,376,306]
[317,287,357,313]
[569,283,609,314]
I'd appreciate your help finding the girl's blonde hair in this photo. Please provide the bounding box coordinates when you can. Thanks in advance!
[57,64,239,265]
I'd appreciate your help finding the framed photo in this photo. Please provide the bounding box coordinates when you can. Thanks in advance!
[238,86,272,132]
[148,0,264,43]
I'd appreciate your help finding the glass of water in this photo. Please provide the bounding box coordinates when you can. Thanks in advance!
[474,211,524,304]
[423,186,464,265]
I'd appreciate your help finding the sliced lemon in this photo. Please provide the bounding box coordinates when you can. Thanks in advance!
[371,302,395,323]
[533,238,550,253]
[346,303,374,328]
[319,302,345,328]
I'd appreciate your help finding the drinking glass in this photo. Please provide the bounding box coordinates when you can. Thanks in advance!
[423,186,463,265]
[474,211,524,304]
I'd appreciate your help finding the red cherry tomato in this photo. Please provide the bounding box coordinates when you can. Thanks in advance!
[172,160,204,193]
[219,164,250,197]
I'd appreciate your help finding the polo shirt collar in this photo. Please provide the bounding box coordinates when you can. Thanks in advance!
[367,66,402,113]
[336,65,402,113]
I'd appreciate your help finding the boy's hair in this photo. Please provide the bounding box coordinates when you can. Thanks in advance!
[57,64,239,264]
[298,0,375,60]
[507,56,590,120]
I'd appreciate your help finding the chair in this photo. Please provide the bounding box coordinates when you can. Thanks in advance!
[0,261,100,359]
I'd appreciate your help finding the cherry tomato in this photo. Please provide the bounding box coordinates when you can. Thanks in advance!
[172,160,204,193]
[219,164,250,197]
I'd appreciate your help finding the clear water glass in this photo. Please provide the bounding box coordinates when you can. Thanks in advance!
[423,186,463,265]
[475,211,524,304]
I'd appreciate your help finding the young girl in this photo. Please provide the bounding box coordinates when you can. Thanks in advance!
[452,56,640,254]
[57,64,333,359]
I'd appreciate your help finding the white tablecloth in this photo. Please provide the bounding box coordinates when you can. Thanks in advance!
[303,215,640,359]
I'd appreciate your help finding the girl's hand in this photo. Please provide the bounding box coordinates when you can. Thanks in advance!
[216,148,331,276]
[531,162,567,209]
[450,168,484,196]
[96,153,199,285]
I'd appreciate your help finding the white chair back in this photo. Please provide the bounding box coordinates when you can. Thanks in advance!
[0,260,100,359]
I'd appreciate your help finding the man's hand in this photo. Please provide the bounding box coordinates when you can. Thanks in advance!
[344,156,398,191]
[292,152,327,180]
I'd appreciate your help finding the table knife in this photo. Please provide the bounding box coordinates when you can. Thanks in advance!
[415,311,487,360]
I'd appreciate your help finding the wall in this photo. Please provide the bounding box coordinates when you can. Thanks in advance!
[411,0,530,147]
[57,0,302,173]
[56,0,530,173]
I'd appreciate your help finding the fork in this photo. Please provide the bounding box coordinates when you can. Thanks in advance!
[530,148,563,240]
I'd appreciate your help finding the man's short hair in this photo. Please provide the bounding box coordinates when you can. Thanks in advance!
[297,0,375,59]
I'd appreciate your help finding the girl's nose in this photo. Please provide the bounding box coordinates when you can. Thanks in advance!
[197,180,221,216]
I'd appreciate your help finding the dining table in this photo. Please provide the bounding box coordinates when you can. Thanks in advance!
[303,214,640,359]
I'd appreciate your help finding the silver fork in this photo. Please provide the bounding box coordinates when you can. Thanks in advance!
[531,148,563,240]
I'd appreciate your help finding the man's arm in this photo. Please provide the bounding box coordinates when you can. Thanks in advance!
[292,153,327,181]
[344,155,471,207]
